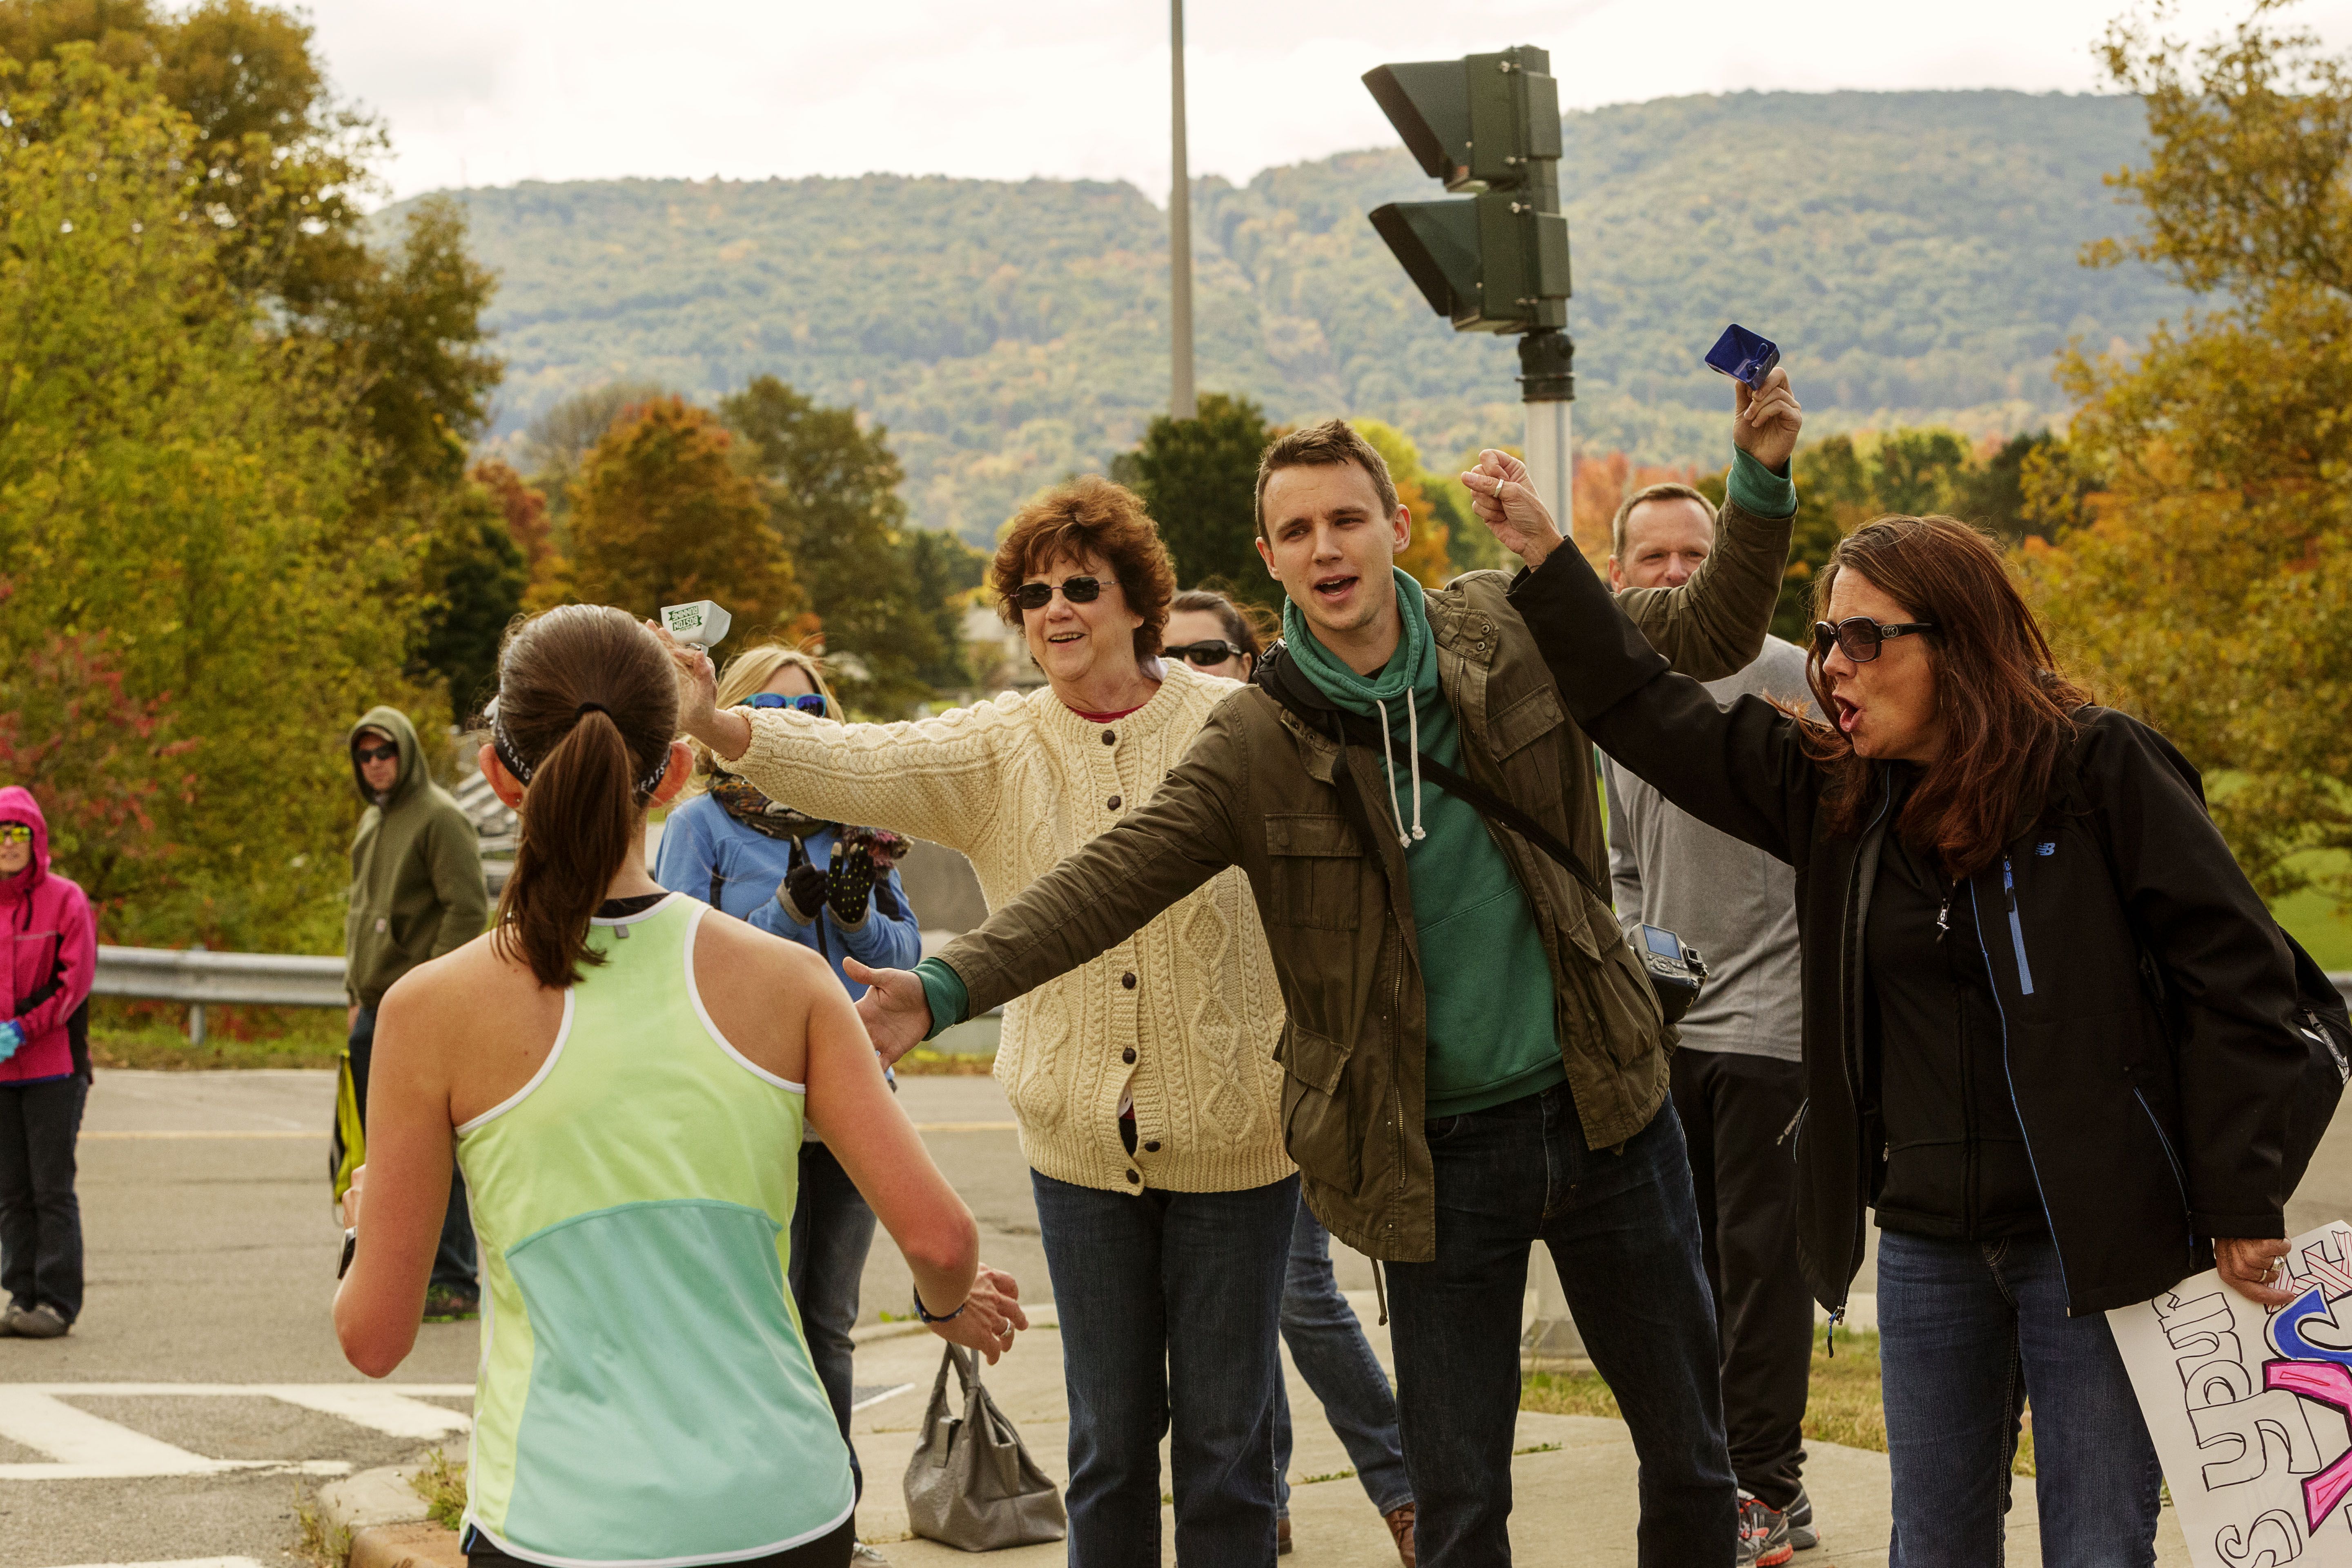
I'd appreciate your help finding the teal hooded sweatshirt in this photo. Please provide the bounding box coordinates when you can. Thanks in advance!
[1284,570,1564,1116]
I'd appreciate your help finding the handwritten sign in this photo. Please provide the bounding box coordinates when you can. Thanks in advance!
[2111,1222,2352,1566]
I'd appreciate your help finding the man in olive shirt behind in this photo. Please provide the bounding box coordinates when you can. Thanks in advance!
[822,375,1806,1566]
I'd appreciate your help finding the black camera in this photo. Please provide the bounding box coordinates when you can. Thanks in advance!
[1637,924,1708,1026]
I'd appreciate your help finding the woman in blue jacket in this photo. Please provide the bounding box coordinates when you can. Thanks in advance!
[655,644,921,1554]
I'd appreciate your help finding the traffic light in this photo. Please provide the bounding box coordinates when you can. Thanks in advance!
[1363,46,1568,334]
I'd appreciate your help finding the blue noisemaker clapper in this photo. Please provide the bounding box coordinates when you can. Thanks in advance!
[1704,324,1781,388]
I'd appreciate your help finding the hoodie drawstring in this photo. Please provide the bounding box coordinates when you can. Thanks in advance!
[1372,697,1427,850]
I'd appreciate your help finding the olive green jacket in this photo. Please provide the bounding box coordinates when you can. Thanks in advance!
[343,707,490,1009]
[937,499,1793,1261]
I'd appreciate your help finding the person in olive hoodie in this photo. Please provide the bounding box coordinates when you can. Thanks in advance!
[0,787,97,1339]
[343,707,490,1318]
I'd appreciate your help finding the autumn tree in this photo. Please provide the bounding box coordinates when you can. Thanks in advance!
[1350,420,1453,590]
[2022,0,2352,901]
[566,397,801,633]
[721,375,948,716]
[412,485,528,725]
[1120,393,1276,602]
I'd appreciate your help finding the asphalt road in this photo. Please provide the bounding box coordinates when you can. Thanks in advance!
[13,1063,2352,1567]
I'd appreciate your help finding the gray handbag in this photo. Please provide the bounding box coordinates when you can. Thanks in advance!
[904,1342,1067,1551]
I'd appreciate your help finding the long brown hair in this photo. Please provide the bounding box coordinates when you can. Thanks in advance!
[489,605,680,988]
[1801,515,2091,876]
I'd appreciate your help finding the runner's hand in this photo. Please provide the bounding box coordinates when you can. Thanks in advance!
[1459,450,1561,569]
[647,621,750,761]
[2216,1236,2297,1307]
[927,1265,1029,1365]
[845,960,932,1066]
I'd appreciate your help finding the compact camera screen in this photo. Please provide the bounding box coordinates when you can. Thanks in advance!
[1642,924,1684,959]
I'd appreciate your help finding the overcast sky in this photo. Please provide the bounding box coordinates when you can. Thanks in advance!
[313,0,2352,203]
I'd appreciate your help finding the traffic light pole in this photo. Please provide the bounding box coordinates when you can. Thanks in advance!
[1518,327,1575,545]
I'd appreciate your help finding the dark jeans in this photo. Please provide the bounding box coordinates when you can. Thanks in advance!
[1274,1199,1412,1519]
[1385,1085,1736,1566]
[1030,1167,1296,1568]
[1877,1230,2161,1566]
[350,1005,477,1292]
[788,1139,878,1499]
[1671,1047,1813,1509]
[0,1076,86,1321]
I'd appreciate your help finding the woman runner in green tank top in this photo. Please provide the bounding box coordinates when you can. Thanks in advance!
[334,606,1028,1568]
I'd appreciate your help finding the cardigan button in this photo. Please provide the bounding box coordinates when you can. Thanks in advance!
[1122,971,1137,989]
[1143,1140,1161,1152]
[1126,1169,1140,1184]
[1101,729,1117,745]
[1107,795,1122,811]
[1122,1047,1138,1064]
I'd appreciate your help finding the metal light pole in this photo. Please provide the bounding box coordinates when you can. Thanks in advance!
[1518,329,1575,548]
[1169,0,1197,419]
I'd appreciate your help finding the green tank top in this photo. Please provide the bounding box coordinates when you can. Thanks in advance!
[455,893,853,1565]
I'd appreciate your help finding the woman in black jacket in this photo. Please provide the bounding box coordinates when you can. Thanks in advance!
[1462,454,2309,1566]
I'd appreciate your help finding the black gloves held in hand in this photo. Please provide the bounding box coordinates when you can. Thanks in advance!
[779,840,877,928]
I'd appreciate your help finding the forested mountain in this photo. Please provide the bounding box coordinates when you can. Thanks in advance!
[416,89,2180,544]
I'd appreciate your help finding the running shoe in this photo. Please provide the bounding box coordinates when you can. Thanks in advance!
[849,1545,891,1566]
[1786,1484,1820,1550]
[8,1303,69,1339]
[1737,1491,1794,1568]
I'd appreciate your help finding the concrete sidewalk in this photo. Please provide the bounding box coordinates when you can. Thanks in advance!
[847,1303,2194,1567]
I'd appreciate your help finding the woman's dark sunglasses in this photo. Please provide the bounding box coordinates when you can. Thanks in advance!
[353,742,399,764]
[1164,639,1242,668]
[739,692,829,715]
[1012,576,1103,612]
[1813,616,1939,663]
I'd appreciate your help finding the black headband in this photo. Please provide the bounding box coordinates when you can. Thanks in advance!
[486,696,668,800]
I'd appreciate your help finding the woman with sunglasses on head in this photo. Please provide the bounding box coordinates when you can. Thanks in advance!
[335,605,1021,1568]
[1466,459,2314,1568]
[659,478,1297,1568]
[1163,588,1275,682]
[651,643,919,1564]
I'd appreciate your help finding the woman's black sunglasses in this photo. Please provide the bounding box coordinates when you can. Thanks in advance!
[1813,616,1939,664]
[1012,576,1103,612]
[1164,639,1242,668]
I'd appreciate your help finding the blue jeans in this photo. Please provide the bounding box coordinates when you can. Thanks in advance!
[1385,1086,1736,1566]
[1274,1200,1412,1518]
[1031,1168,1297,1568]
[350,1006,477,1292]
[1877,1230,2161,1567]
[788,1139,877,1499]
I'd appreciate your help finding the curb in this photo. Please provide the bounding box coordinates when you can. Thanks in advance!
[317,1438,468,1568]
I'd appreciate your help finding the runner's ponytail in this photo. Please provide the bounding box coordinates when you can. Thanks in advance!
[488,605,679,988]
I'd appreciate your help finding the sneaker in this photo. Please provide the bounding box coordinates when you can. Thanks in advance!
[1786,1485,1820,1551]
[421,1285,479,1323]
[1737,1491,1793,1568]
[1383,1503,1418,1567]
[1276,1516,1292,1556]
[849,1545,891,1566]
[9,1303,69,1339]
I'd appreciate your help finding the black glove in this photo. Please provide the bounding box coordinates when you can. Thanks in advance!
[826,839,875,927]
[781,860,827,925]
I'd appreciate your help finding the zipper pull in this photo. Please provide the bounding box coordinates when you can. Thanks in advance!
[1935,892,1951,940]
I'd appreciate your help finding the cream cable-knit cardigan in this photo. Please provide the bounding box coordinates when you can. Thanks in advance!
[731,661,1290,1196]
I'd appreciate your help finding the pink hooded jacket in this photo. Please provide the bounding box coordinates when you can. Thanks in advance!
[1,788,96,1085]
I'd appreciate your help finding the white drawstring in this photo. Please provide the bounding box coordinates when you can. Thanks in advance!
[1404,693,1425,842]
[1374,699,1411,849]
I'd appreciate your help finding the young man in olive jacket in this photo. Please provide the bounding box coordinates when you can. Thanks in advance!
[852,378,1805,1566]
[343,706,490,1318]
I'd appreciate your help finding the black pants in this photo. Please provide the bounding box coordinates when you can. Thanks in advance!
[1671,1047,1813,1510]
[0,1076,87,1321]
[788,1140,877,1499]
[350,1006,478,1292]
[466,1517,852,1568]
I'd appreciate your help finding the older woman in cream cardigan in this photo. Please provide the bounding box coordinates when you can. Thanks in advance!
[666,477,1292,1568]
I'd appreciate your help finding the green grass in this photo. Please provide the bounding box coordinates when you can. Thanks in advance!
[2273,850,2352,971]
[410,1447,467,1530]
[1521,1329,2038,1479]
[89,999,347,1071]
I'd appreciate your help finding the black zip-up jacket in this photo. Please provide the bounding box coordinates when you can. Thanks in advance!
[1508,546,2311,1316]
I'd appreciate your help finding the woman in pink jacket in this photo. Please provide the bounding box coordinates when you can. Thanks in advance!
[0,787,98,1339]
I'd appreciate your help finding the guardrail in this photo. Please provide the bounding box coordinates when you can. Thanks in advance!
[82,944,2352,1050]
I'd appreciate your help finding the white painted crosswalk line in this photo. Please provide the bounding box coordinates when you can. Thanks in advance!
[46,1559,269,1568]
[252,1385,470,1439]
[0,1384,470,1481]
[0,1388,223,1476]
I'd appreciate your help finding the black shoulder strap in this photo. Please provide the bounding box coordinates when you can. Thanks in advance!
[1255,641,1614,908]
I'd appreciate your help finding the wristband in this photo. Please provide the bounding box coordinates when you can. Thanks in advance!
[913,1285,966,1324]
[338,1227,358,1280]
